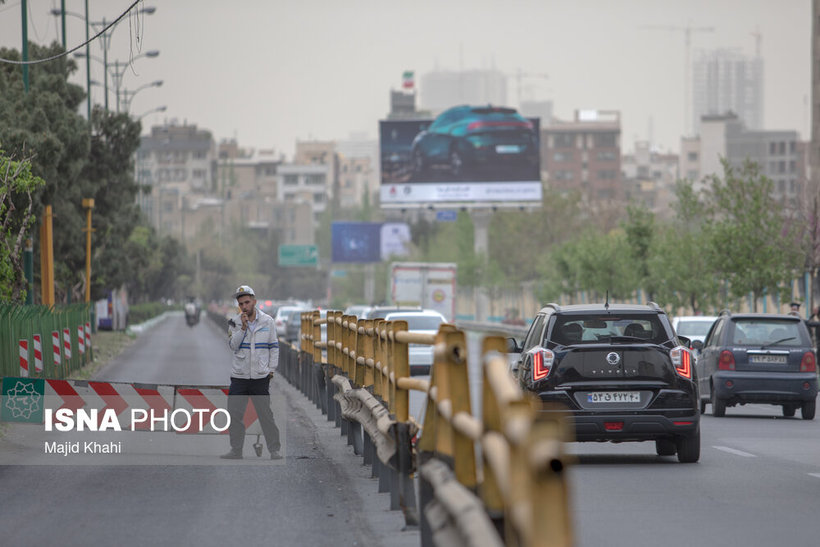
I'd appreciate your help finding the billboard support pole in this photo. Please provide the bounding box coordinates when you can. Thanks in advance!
[364,263,375,305]
[471,208,492,322]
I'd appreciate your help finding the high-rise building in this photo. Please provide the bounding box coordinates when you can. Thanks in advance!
[692,48,763,134]
[420,69,508,114]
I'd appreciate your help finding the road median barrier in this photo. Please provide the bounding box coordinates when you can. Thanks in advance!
[279,310,573,547]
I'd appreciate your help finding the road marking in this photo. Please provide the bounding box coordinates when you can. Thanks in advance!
[809,473,820,479]
[713,446,757,458]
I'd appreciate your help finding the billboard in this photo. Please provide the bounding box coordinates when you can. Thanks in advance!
[379,105,542,206]
[331,222,412,263]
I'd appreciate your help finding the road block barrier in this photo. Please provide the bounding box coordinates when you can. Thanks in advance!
[0,377,257,434]
[279,310,573,547]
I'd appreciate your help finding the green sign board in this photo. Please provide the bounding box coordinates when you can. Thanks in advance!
[278,244,319,267]
[1,377,45,423]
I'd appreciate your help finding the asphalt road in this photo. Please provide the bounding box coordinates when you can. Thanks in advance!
[0,314,418,547]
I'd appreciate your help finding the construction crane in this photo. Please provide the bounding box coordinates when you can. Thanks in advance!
[510,68,550,107]
[640,23,715,136]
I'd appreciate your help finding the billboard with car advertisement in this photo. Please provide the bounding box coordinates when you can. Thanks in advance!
[379,105,542,206]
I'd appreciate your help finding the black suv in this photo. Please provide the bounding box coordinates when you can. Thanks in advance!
[696,311,818,419]
[511,303,700,463]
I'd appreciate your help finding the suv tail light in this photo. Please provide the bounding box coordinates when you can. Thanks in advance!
[801,351,817,372]
[532,348,554,381]
[670,346,693,379]
[719,350,736,371]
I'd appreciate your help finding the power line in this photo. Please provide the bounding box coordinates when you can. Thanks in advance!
[0,0,142,66]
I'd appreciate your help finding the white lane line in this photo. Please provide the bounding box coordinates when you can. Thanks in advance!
[713,446,757,458]
[809,473,820,479]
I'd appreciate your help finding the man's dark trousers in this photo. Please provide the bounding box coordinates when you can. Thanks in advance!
[227,377,281,454]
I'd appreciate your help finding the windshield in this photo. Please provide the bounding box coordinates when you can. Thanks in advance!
[550,314,668,346]
[731,319,807,346]
[386,314,444,331]
[677,320,714,337]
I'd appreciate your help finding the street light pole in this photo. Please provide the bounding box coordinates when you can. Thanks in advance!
[121,80,163,113]
[84,0,91,120]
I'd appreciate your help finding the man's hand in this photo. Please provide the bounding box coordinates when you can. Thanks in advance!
[240,312,249,331]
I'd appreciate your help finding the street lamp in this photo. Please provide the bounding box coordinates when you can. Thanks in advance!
[51,6,157,112]
[110,51,160,113]
[120,80,163,113]
[137,105,167,121]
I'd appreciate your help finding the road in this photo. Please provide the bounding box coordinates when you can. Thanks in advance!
[0,314,417,547]
[411,331,820,547]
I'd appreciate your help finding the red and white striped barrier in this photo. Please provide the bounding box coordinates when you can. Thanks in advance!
[19,339,29,377]
[84,322,91,351]
[77,325,85,355]
[14,379,257,435]
[63,328,72,359]
[52,331,61,366]
[33,334,43,373]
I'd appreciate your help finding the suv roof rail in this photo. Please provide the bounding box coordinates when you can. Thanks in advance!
[545,302,561,312]
[718,309,732,316]
[646,301,663,312]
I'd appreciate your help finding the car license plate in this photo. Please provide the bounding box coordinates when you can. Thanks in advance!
[495,144,522,154]
[750,355,787,364]
[587,391,640,403]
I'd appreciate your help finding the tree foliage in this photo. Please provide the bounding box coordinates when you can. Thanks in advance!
[0,149,45,301]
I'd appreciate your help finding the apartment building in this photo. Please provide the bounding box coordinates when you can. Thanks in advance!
[542,110,622,201]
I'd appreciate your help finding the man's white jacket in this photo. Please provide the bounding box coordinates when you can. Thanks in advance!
[227,308,279,379]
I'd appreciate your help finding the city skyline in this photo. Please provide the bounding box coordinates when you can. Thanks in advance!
[0,0,811,158]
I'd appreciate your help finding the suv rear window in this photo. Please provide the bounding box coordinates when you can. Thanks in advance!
[731,319,808,346]
[550,314,667,346]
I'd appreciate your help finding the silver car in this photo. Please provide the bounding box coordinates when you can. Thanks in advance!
[383,310,446,375]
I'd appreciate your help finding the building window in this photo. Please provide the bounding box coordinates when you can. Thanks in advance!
[306,174,325,185]
[789,160,796,173]
[553,133,575,148]
[687,170,698,180]
[598,170,618,180]
[193,169,206,179]
[553,151,571,162]
[687,151,698,161]
[284,175,298,186]
[769,142,777,155]
[593,133,617,148]
[779,142,786,155]
[779,160,786,174]
[778,180,785,193]
[314,193,325,204]
[790,141,796,154]
[596,150,617,161]
[193,151,207,159]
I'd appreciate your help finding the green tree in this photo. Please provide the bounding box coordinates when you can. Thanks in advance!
[623,205,655,299]
[703,159,803,310]
[0,149,45,301]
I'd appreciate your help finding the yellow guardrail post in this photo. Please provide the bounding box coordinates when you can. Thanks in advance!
[444,328,477,491]
[529,412,573,547]
[392,320,410,423]
[363,319,376,388]
[480,336,509,531]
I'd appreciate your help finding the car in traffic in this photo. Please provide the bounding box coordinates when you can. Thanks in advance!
[344,304,373,319]
[273,305,306,336]
[672,315,717,352]
[363,305,423,320]
[284,310,303,344]
[509,302,700,463]
[696,311,817,419]
[383,309,447,375]
[410,105,539,181]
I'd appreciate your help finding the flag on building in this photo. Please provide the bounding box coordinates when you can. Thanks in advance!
[402,71,414,90]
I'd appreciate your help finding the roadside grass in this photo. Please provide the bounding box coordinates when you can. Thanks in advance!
[69,329,137,380]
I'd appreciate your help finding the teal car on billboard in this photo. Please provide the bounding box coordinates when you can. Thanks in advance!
[409,105,539,182]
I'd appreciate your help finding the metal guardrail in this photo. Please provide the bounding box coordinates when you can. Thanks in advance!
[279,310,572,547]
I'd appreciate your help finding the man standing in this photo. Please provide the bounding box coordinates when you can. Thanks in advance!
[221,285,282,460]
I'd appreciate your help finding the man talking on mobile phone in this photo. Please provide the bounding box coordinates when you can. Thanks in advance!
[221,285,282,460]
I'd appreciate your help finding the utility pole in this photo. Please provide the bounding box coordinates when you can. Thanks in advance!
[82,198,95,302]
[21,0,29,92]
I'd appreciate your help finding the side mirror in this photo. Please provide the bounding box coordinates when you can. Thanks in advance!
[506,337,522,354]
[677,335,691,348]
[691,339,704,351]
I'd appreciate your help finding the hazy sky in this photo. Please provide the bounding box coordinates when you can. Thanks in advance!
[0,0,811,158]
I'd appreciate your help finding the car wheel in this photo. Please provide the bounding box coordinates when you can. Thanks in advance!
[782,405,796,417]
[655,439,676,456]
[676,429,700,463]
[711,384,725,417]
[801,399,816,420]
[449,149,465,179]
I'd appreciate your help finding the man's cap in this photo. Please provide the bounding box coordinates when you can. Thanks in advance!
[234,285,255,299]
[790,301,801,308]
